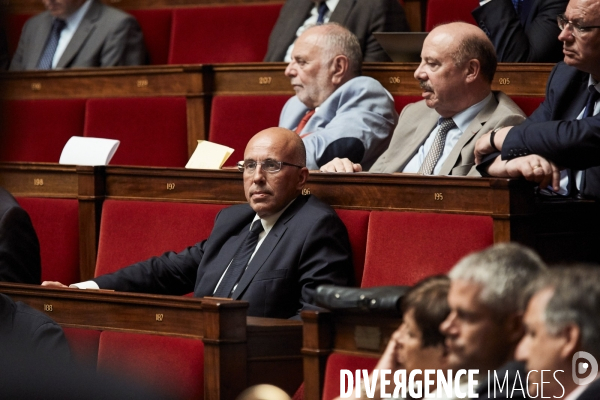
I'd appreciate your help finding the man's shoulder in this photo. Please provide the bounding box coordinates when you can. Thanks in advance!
[214,202,254,219]
[491,91,527,116]
[337,76,389,96]
[88,0,137,24]
[284,195,341,224]
[1,294,59,335]
[0,187,22,218]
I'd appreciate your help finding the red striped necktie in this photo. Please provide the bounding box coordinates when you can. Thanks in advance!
[295,109,315,134]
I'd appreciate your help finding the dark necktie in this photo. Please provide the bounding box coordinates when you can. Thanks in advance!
[574,86,600,197]
[37,19,66,70]
[213,220,264,298]
[418,118,456,175]
[316,1,328,24]
[512,0,523,14]
[295,109,315,134]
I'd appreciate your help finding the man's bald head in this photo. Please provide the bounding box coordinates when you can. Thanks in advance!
[429,22,498,84]
[245,127,306,167]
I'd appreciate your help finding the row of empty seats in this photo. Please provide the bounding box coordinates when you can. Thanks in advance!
[6,4,283,65]
[16,196,493,288]
[0,94,543,167]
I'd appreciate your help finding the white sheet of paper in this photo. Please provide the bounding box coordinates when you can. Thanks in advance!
[59,136,120,166]
[185,140,234,169]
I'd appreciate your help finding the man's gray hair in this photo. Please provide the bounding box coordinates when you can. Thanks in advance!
[449,243,546,315]
[305,22,362,76]
[531,267,600,359]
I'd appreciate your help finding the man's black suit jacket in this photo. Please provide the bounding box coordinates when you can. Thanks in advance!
[0,187,41,284]
[472,0,567,62]
[263,0,408,62]
[94,195,353,318]
[501,62,600,199]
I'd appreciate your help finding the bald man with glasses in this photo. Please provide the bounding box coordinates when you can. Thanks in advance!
[43,128,353,319]
[475,0,600,200]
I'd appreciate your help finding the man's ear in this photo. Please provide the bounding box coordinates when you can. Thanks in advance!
[296,167,309,190]
[465,59,481,83]
[330,55,349,86]
[559,324,582,360]
[505,312,526,344]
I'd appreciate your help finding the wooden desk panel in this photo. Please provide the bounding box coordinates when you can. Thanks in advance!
[0,162,78,198]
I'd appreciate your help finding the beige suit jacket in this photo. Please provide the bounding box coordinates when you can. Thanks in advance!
[369,91,526,176]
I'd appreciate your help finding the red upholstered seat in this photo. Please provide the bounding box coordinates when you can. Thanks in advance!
[168,4,282,64]
[63,327,102,368]
[208,95,291,167]
[511,96,545,117]
[16,197,80,283]
[392,95,423,114]
[335,209,370,286]
[0,99,86,162]
[95,200,227,277]
[361,212,493,287]
[84,97,188,167]
[6,13,33,56]
[126,9,172,65]
[97,331,204,400]
[322,353,379,400]
[425,0,479,31]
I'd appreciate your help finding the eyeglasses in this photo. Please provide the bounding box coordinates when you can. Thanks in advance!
[237,159,303,173]
[557,14,600,37]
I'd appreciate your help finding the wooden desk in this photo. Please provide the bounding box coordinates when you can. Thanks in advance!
[0,282,303,400]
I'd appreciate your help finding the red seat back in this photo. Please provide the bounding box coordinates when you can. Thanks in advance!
[361,212,493,287]
[322,353,379,400]
[168,4,282,64]
[208,95,290,166]
[511,96,545,117]
[63,327,102,368]
[127,9,172,65]
[425,0,478,31]
[335,209,370,285]
[97,331,204,400]
[392,95,423,114]
[84,97,188,167]
[95,200,228,277]
[0,99,86,162]
[16,197,80,283]
[5,13,33,56]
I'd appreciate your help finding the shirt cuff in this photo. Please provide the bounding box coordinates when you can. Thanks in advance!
[69,280,100,289]
[480,0,492,5]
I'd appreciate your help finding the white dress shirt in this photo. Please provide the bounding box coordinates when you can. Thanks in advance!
[52,0,93,68]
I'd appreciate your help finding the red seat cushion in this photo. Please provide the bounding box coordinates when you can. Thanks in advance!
[361,212,493,287]
[97,331,204,400]
[322,353,379,400]
[127,9,172,65]
[16,197,80,283]
[84,97,188,167]
[0,99,86,162]
[63,327,102,368]
[392,95,423,115]
[208,95,290,166]
[95,200,228,276]
[511,96,545,117]
[425,0,479,31]
[168,4,282,64]
[335,209,370,286]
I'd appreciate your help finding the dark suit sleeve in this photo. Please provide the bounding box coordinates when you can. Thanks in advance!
[294,212,354,317]
[100,15,147,66]
[361,0,409,62]
[501,65,600,170]
[0,206,41,284]
[472,0,567,62]
[93,243,204,295]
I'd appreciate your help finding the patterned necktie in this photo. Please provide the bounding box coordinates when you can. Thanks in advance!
[512,0,523,14]
[316,1,328,24]
[213,220,264,298]
[418,118,456,175]
[295,109,315,134]
[37,19,66,70]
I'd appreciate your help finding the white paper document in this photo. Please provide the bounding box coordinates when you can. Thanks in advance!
[59,136,120,166]
[185,140,234,169]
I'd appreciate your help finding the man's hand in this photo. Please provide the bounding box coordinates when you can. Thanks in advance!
[319,157,362,173]
[41,281,70,288]
[474,126,512,164]
[505,154,561,191]
[373,325,402,372]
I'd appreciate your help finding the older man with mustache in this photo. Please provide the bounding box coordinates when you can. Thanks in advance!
[320,22,526,176]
